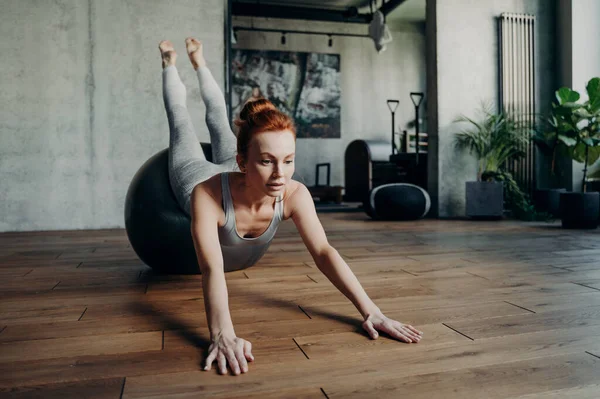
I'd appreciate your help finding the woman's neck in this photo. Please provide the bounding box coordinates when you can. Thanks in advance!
[230,173,276,213]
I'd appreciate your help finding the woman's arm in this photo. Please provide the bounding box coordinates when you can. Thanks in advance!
[190,184,234,338]
[190,184,253,374]
[288,185,378,317]
[287,184,423,343]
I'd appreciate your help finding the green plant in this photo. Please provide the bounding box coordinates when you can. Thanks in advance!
[454,103,531,179]
[549,77,600,192]
[531,114,568,187]
[481,170,548,221]
[588,168,600,179]
[454,104,548,221]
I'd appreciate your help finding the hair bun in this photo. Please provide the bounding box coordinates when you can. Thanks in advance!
[234,97,296,161]
[239,98,277,122]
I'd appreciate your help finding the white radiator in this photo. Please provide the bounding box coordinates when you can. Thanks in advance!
[499,12,536,194]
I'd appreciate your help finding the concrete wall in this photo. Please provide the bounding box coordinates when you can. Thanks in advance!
[557,0,600,191]
[232,16,427,188]
[427,0,557,217]
[0,0,225,232]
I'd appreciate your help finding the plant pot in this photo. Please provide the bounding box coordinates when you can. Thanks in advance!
[585,181,600,226]
[587,179,600,193]
[466,181,504,220]
[560,192,599,229]
[533,188,567,217]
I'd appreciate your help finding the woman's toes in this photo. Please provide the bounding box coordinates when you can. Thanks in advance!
[185,37,201,53]
[185,37,205,69]
[159,40,174,51]
[159,40,177,68]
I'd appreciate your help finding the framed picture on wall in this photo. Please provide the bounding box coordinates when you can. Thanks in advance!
[231,49,341,138]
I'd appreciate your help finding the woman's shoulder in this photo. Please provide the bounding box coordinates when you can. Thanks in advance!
[283,179,304,199]
[282,179,308,220]
[190,173,228,227]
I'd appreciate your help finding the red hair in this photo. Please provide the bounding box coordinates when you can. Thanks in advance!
[234,98,296,160]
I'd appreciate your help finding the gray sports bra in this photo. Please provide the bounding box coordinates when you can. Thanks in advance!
[217,172,284,272]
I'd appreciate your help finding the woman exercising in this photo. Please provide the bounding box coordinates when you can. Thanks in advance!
[160,38,423,376]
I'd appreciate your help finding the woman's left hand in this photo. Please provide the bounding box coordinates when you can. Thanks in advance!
[362,312,423,343]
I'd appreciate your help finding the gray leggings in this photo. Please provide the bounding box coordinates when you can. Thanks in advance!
[162,65,239,216]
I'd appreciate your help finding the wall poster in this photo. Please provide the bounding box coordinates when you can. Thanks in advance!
[231,49,341,138]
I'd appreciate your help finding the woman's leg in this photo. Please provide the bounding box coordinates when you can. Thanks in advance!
[186,38,238,168]
[160,40,224,215]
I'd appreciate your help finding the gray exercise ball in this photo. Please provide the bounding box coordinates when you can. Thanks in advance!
[124,143,211,274]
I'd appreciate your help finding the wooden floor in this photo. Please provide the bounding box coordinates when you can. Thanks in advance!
[1,214,600,398]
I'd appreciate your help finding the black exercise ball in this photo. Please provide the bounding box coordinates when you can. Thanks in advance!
[365,183,430,220]
[124,143,212,274]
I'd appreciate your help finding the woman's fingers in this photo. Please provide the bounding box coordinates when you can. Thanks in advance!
[397,325,421,342]
[235,341,249,373]
[243,340,255,362]
[364,315,424,344]
[390,328,413,343]
[406,324,424,336]
[388,321,422,341]
[225,349,241,375]
[362,319,379,339]
[397,325,420,342]
[399,324,423,342]
[217,352,228,375]
[204,340,254,375]
[204,349,217,371]
[399,325,424,343]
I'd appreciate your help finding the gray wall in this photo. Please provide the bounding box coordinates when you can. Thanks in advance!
[0,0,226,232]
[232,16,427,188]
[427,0,557,217]
[557,0,600,191]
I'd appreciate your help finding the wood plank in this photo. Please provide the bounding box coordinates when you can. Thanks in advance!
[304,301,533,326]
[0,331,162,363]
[510,383,600,398]
[506,291,600,313]
[323,352,600,399]
[445,306,600,340]
[0,317,165,342]
[294,323,467,360]
[0,337,306,389]
[243,263,316,279]
[0,306,85,325]
[0,377,124,399]
[80,301,309,326]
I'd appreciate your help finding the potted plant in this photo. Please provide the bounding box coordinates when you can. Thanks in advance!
[586,168,600,193]
[549,77,600,229]
[531,118,568,218]
[455,104,543,220]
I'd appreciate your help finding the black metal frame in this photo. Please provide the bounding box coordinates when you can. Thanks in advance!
[315,163,331,187]
[232,2,369,23]
[233,26,369,38]
[225,0,233,124]
[231,0,409,24]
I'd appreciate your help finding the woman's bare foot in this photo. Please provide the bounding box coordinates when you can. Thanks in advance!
[159,40,177,69]
[185,37,206,70]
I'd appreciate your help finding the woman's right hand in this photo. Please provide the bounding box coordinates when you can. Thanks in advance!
[203,331,254,375]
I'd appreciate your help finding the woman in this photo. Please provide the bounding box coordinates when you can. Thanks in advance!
[160,38,423,376]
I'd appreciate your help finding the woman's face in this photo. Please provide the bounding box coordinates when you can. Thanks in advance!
[239,130,296,197]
